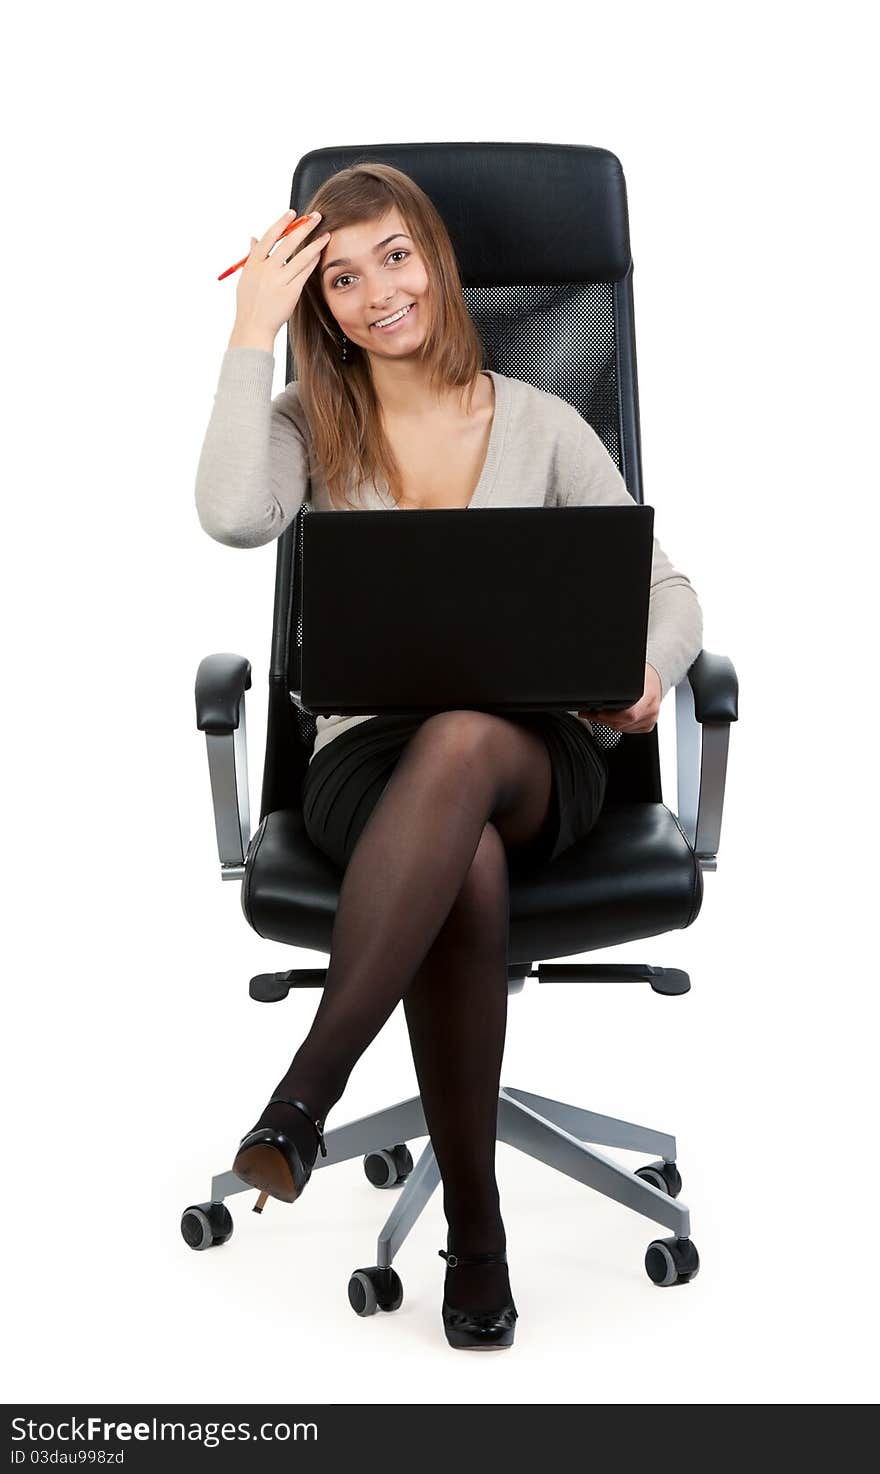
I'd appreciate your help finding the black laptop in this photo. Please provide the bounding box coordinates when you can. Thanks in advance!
[295,505,654,716]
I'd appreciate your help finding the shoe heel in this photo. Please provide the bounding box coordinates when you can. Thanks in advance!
[253,1191,269,1214]
[233,1096,327,1206]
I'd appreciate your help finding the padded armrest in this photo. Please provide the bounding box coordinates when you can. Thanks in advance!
[195,653,252,880]
[685,650,738,724]
[674,649,739,871]
[196,653,252,735]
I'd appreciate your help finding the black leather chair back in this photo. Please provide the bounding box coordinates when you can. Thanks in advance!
[259,143,663,823]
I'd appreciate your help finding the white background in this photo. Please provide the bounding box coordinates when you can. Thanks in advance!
[3,0,877,1407]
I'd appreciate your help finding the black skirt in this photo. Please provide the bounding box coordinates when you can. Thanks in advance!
[301,711,609,874]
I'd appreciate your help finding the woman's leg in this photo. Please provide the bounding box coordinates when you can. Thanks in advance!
[256,711,552,1154]
[402,821,513,1313]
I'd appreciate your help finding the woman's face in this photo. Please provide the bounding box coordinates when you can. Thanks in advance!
[318,206,431,360]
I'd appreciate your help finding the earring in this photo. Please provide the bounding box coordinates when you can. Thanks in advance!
[340,331,349,364]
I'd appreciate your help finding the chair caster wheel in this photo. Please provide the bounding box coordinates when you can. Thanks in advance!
[348,1266,404,1316]
[363,1144,414,1188]
[645,1236,699,1286]
[181,1201,233,1250]
[635,1160,682,1197]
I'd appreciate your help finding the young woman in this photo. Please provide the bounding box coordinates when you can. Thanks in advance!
[195,163,704,1350]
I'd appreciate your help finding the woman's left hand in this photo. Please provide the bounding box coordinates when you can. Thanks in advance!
[578,663,663,734]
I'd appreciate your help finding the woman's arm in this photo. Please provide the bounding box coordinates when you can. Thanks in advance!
[194,346,310,548]
[561,411,704,700]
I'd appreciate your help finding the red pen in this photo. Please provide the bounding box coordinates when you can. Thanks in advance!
[217,213,315,281]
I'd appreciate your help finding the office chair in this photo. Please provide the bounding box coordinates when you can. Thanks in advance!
[182,143,738,1316]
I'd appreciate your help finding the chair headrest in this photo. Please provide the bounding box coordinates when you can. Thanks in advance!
[294,142,631,285]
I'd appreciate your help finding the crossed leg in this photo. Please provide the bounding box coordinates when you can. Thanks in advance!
[258,710,554,1306]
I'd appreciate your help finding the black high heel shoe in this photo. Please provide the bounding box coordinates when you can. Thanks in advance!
[438,1249,519,1350]
[232,1096,327,1205]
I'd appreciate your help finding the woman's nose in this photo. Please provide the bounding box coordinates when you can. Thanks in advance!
[368,277,394,308]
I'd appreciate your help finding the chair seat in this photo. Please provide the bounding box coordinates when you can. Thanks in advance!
[241,802,703,964]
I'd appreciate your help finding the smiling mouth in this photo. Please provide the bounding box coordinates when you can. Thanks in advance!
[370,302,416,328]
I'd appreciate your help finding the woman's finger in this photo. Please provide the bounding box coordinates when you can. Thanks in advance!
[275,223,327,269]
[271,212,322,255]
[263,210,298,243]
[278,234,330,278]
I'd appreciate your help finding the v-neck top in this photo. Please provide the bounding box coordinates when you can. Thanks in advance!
[195,348,704,762]
[373,371,508,513]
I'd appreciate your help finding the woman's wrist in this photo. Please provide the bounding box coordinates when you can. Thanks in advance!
[227,325,275,353]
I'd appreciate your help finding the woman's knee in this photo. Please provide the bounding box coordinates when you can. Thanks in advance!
[407,709,502,766]
[403,711,520,810]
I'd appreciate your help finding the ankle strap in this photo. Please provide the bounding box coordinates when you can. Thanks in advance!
[438,1248,508,1268]
[268,1097,327,1158]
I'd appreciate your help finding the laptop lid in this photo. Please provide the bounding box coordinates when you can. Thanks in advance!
[296,505,654,716]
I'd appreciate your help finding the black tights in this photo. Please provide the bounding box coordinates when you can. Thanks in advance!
[259,711,554,1312]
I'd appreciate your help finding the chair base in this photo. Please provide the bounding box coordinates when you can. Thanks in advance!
[206,1085,691,1269]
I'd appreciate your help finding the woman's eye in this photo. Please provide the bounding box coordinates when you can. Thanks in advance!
[332,249,409,290]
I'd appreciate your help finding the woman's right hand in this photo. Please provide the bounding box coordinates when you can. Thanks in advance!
[231,210,331,345]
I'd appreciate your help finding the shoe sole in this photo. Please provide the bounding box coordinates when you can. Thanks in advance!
[232,1143,301,1203]
[443,1325,516,1351]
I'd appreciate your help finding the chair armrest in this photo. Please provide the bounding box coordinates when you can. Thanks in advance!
[195,654,252,881]
[674,650,739,872]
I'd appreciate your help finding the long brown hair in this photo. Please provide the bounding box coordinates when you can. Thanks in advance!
[288,163,486,509]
